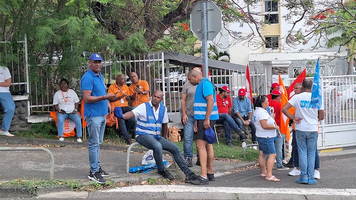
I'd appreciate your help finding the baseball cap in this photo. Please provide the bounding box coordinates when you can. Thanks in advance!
[221,86,231,93]
[272,83,280,89]
[271,90,282,96]
[205,127,216,144]
[238,88,246,96]
[89,53,103,61]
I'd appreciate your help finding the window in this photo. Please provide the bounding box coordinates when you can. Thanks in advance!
[265,0,278,12]
[265,36,279,50]
[264,0,279,24]
[265,14,279,24]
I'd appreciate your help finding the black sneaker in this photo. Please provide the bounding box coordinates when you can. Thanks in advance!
[226,142,233,147]
[88,171,107,184]
[196,157,200,166]
[190,175,209,185]
[185,172,198,183]
[185,157,193,167]
[99,167,110,177]
[284,162,294,168]
[207,173,215,181]
[126,139,132,145]
[158,170,174,181]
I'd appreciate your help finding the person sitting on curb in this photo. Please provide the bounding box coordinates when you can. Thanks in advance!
[53,78,82,142]
[117,90,198,182]
[216,86,244,147]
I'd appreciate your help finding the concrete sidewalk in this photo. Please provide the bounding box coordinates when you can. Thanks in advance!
[0,136,255,198]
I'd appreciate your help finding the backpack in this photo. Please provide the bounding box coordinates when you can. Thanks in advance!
[106,112,118,129]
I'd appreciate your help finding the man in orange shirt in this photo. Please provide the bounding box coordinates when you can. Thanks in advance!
[108,74,136,143]
[128,72,150,108]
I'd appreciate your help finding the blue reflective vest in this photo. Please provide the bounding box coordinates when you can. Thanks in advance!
[136,102,166,136]
[193,78,219,120]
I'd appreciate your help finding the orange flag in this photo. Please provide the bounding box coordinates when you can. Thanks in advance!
[279,74,291,142]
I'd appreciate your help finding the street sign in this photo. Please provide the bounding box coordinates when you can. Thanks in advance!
[190,1,222,41]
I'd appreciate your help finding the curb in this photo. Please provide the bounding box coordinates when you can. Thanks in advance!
[0,136,257,198]
[0,136,146,152]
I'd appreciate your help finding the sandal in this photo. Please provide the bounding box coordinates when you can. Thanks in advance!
[266,175,280,182]
[260,174,267,177]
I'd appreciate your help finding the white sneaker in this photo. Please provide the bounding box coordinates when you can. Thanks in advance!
[252,146,258,150]
[59,137,64,141]
[314,170,320,180]
[241,142,247,148]
[0,131,14,137]
[77,138,83,143]
[288,167,301,176]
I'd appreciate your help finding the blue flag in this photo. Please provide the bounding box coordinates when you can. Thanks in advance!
[310,59,322,109]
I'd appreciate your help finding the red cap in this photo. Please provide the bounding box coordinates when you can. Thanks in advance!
[221,86,231,93]
[238,88,246,96]
[271,90,282,96]
[272,83,280,89]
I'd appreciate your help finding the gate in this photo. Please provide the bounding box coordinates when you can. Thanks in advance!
[319,75,356,149]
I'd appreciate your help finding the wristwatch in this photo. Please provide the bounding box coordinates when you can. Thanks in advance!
[73,109,77,112]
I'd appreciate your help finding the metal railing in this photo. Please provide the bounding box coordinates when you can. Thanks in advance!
[0,147,54,180]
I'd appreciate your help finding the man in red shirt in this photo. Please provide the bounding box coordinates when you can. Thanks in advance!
[267,83,280,102]
[216,86,244,147]
[269,90,289,170]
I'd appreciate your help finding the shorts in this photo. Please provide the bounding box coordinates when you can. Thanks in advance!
[257,136,278,155]
[196,120,216,141]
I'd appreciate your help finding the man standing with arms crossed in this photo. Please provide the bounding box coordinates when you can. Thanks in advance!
[188,70,219,185]
[181,67,201,167]
[81,53,115,184]
[282,79,324,185]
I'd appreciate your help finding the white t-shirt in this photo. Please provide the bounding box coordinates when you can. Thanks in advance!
[288,92,323,132]
[254,107,277,138]
[0,67,11,93]
[133,101,169,123]
[53,89,80,113]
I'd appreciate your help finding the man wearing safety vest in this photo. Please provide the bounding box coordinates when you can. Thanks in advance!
[119,90,198,183]
[188,69,219,185]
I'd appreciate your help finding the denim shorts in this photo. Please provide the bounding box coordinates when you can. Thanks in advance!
[257,136,277,155]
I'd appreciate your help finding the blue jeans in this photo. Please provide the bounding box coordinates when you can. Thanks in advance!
[183,115,195,158]
[233,115,257,142]
[136,134,192,175]
[118,118,136,140]
[275,134,286,168]
[57,112,82,137]
[0,93,15,131]
[292,130,320,169]
[217,113,241,142]
[85,115,106,173]
[296,130,318,179]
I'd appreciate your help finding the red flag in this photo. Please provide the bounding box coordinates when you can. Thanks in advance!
[279,74,291,142]
[245,65,253,104]
[287,69,306,99]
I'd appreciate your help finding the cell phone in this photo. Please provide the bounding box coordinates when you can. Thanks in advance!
[136,85,140,89]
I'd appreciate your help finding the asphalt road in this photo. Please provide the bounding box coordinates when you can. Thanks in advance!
[208,152,356,189]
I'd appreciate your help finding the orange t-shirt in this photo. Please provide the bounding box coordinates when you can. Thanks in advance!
[108,83,130,108]
[128,80,150,107]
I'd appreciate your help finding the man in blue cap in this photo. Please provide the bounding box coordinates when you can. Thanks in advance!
[81,53,115,184]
